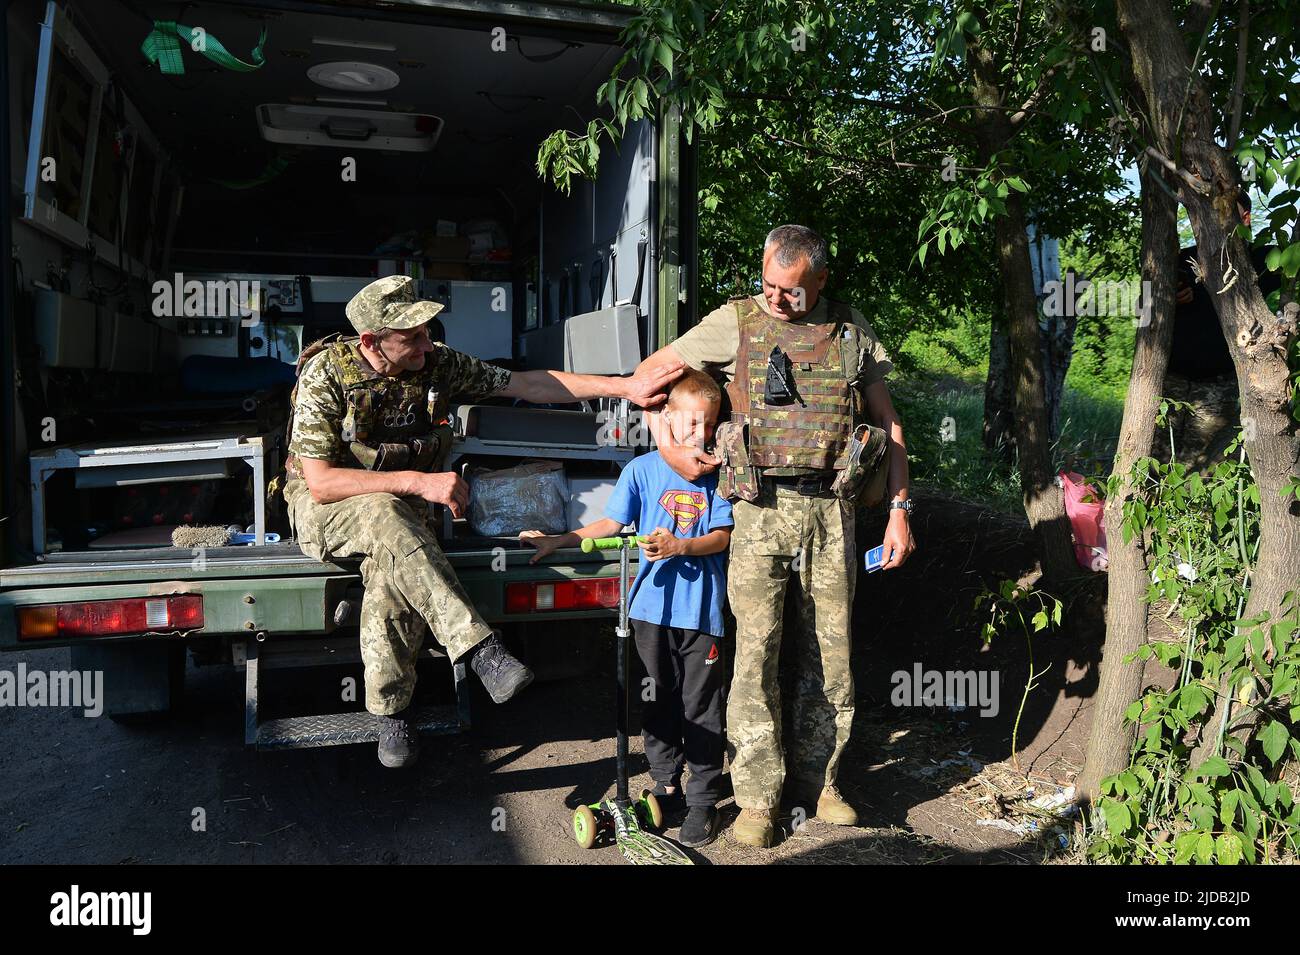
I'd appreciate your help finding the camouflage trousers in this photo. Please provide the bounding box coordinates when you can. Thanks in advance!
[727,484,856,810]
[285,479,492,715]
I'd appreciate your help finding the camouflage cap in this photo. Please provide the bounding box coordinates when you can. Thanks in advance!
[345,275,445,334]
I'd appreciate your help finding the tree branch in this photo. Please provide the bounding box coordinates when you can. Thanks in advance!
[763,132,983,175]
[1145,146,1212,195]
[1227,0,1250,147]
[1009,59,1069,126]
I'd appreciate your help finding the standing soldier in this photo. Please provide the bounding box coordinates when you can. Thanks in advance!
[285,276,682,768]
[636,225,915,847]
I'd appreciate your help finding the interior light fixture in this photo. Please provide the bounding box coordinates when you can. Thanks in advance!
[308,61,400,93]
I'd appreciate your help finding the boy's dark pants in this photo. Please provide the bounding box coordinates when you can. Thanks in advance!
[632,620,726,807]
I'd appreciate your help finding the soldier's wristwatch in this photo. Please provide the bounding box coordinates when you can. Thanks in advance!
[889,499,914,514]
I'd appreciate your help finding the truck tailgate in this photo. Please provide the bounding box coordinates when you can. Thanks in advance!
[0,541,629,648]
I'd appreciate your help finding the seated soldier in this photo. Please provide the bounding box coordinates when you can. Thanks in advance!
[284,275,682,768]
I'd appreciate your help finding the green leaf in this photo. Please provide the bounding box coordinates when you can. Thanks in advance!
[1193,755,1231,779]
[1194,831,1215,864]
[1100,798,1131,835]
[1216,831,1243,865]
[1245,764,1269,799]
[655,40,673,75]
[1118,770,1140,798]
[1179,683,1208,718]
[1219,789,1240,825]
[1260,719,1289,765]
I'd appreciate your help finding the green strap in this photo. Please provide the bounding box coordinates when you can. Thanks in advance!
[141,21,267,75]
[208,155,290,190]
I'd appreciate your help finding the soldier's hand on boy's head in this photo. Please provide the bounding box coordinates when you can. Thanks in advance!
[625,357,686,408]
[639,527,685,562]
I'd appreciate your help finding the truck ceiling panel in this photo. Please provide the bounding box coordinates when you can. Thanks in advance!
[69,1,625,187]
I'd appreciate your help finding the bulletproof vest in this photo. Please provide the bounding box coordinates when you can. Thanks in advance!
[723,296,860,472]
[285,336,452,477]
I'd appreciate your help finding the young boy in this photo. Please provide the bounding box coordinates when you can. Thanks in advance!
[521,369,732,847]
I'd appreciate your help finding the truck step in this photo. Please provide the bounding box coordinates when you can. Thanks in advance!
[245,638,471,750]
[255,704,464,750]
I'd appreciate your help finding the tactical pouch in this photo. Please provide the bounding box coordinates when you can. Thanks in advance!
[409,424,453,472]
[764,347,799,405]
[351,425,453,472]
[349,441,393,470]
[831,423,890,507]
[715,419,760,503]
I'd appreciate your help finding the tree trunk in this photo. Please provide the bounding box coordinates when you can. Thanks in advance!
[1078,170,1180,801]
[1117,0,1300,762]
[969,41,1079,583]
[983,305,1016,458]
[1041,306,1078,446]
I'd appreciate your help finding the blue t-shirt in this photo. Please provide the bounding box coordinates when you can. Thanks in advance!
[604,451,734,637]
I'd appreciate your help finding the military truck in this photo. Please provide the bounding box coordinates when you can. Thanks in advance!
[1,0,699,747]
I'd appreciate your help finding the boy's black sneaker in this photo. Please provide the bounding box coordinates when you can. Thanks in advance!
[649,780,685,814]
[469,632,534,703]
[679,806,719,847]
[377,708,419,768]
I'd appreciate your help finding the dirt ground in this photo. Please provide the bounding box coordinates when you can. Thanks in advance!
[0,491,1111,865]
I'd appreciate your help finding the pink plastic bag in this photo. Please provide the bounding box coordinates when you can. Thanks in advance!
[1060,471,1108,572]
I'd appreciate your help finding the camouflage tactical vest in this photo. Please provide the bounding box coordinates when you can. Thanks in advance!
[284,336,453,478]
[723,296,860,472]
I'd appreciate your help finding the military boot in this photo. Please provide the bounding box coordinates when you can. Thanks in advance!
[731,808,777,847]
[788,782,859,826]
[377,708,419,768]
[813,785,859,826]
[469,632,534,704]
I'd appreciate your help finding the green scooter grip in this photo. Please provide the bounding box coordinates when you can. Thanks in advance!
[581,535,650,553]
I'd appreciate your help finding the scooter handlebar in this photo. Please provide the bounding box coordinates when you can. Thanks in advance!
[581,535,649,553]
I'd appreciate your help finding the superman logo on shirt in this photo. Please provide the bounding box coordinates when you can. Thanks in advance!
[658,489,707,533]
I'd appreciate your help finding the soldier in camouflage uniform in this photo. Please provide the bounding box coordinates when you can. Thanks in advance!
[285,275,683,767]
[636,226,915,846]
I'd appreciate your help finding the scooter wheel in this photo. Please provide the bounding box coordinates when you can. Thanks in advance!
[639,791,664,830]
[573,805,599,849]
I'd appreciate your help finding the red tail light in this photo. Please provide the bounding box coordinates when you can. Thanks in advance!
[505,578,619,614]
[18,595,204,640]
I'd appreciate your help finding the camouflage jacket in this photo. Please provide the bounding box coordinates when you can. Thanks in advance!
[286,337,511,478]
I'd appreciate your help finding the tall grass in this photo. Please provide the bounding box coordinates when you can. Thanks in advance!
[894,379,1124,515]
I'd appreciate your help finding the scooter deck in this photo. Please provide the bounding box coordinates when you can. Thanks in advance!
[607,799,693,866]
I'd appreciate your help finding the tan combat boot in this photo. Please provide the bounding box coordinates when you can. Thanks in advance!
[814,786,858,826]
[731,808,777,847]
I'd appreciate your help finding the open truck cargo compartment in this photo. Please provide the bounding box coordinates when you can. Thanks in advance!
[1,0,691,739]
